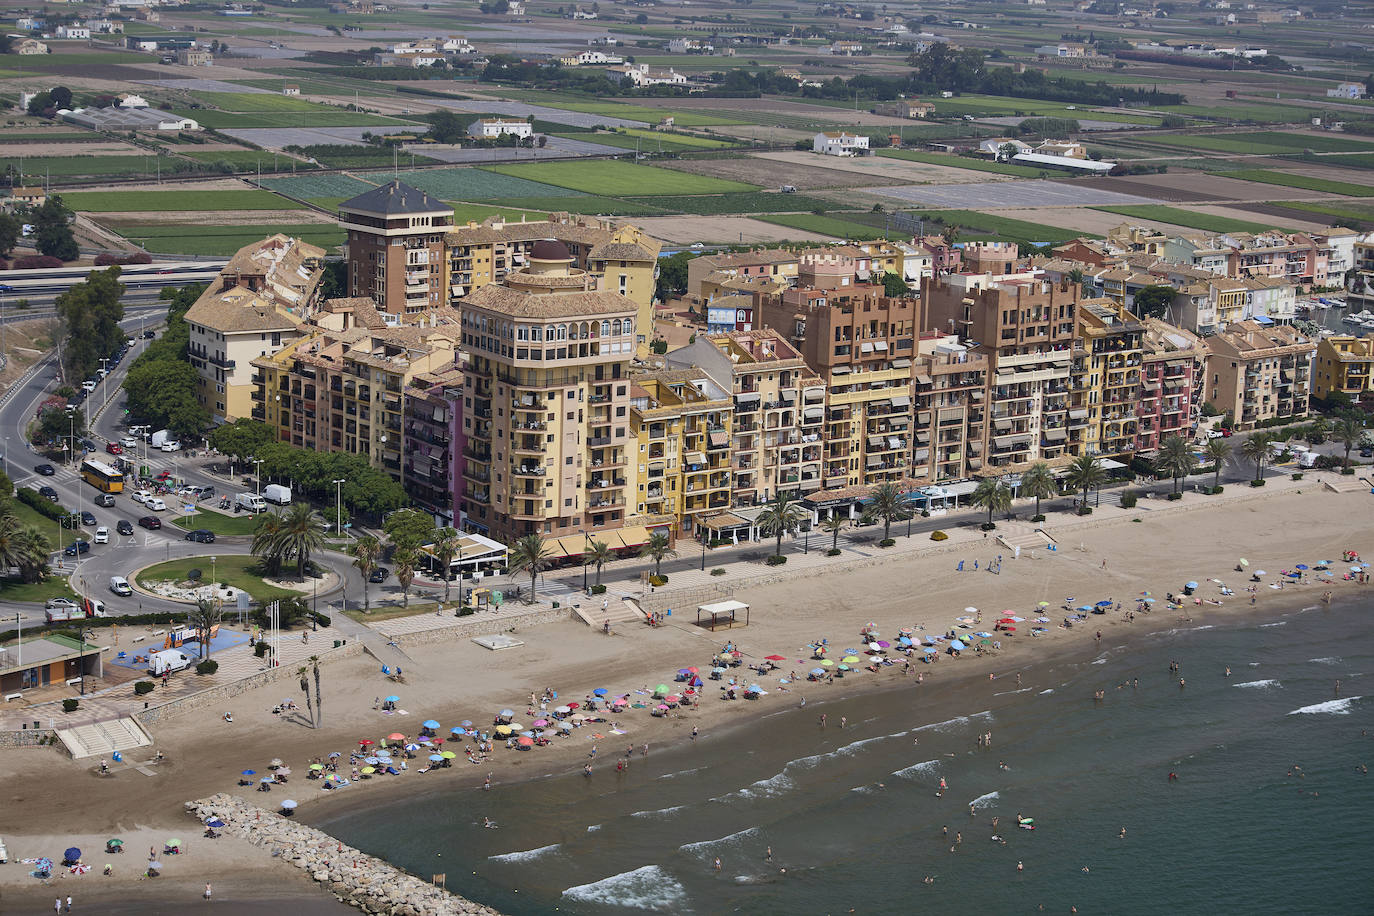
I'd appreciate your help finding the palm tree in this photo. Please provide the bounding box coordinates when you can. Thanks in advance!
[756,491,806,558]
[1306,415,1329,445]
[431,527,461,604]
[1155,435,1198,496]
[1333,416,1363,469]
[1019,461,1056,520]
[14,526,51,583]
[819,514,847,554]
[279,502,325,580]
[310,655,322,728]
[1064,453,1107,511]
[297,665,315,727]
[350,536,380,614]
[509,533,552,602]
[971,477,1012,528]
[1204,438,1232,491]
[188,598,222,660]
[639,531,675,578]
[1240,432,1271,483]
[0,514,23,578]
[866,481,911,543]
[393,548,416,607]
[584,539,614,586]
[251,511,286,577]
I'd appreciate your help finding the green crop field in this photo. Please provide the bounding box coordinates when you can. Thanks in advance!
[1153,132,1374,155]
[1148,102,1316,124]
[171,109,413,129]
[1270,200,1374,226]
[107,221,344,256]
[396,167,584,201]
[62,190,304,212]
[877,149,1048,178]
[500,95,742,127]
[624,191,835,215]
[482,160,757,196]
[1218,169,1374,197]
[1091,205,1289,235]
[554,132,734,154]
[3,155,218,184]
[186,91,339,112]
[483,195,668,217]
[259,174,380,200]
[753,212,890,241]
[878,209,1086,247]
[0,132,99,143]
[616,128,737,149]
[1298,153,1374,171]
[450,203,543,225]
[179,149,314,169]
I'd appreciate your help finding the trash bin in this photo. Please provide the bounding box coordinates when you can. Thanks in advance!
[333,640,341,649]
[553,601,559,608]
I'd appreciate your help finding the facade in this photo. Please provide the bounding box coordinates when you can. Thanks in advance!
[1075,299,1144,459]
[606,64,687,86]
[1203,321,1315,429]
[56,25,91,39]
[177,48,213,66]
[813,131,870,157]
[1327,82,1366,99]
[1312,335,1374,404]
[469,118,533,139]
[873,100,934,119]
[686,248,799,303]
[17,39,49,54]
[456,240,642,542]
[909,334,990,481]
[1136,318,1205,453]
[340,180,452,322]
[184,235,325,424]
[402,367,463,526]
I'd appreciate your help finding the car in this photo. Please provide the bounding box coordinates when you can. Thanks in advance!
[38,485,59,502]
[105,442,123,455]
[160,441,181,452]
[116,520,134,536]
[110,576,132,596]
[120,436,137,449]
[96,493,116,508]
[147,497,166,512]
[1207,429,1225,439]
[184,529,216,543]
[1361,447,1373,458]
[45,597,80,611]
[94,526,109,544]
[81,380,97,393]
[97,368,108,379]
[80,439,98,453]
[126,337,136,347]
[199,485,216,500]
[142,330,155,339]
[35,463,55,476]
[369,567,389,583]
[131,489,152,505]
[64,540,90,556]
[137,516,161,530]
[80,511,97,526]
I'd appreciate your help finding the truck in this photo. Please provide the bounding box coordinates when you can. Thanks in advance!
[263,484,292,506]
[235,492,267,513]
[150,429,172,449]
[147,649,192,677]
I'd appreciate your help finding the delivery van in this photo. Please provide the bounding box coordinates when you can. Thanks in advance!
[147,649,192,677]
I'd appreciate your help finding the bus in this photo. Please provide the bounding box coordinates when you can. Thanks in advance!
[80,458,125,494]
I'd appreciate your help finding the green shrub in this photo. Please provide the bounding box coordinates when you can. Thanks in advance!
[312,612,331,628]
[648,574,668,586]
[589,583,607,595]
[1078,506,1093,515]
[1120,490,1137,508]
[1166,492,1182,501]
[134,681,155,696]
[254,641,269,657]
[710,567,727,576]
[826,548,841,556]
[879,537,896,547]
[1250,479,1266,487]
[930,530,948,541]
[195,659,219,675]
[18,487,69,521]
[765,555,787,566]
[457,605,475,616]
[62,698,79,712]
[1031,514,1046,523]
[1291,473,1303,481]
[1341,467,1356,475]
[1211,485,1225,494]
[980,522,996,531]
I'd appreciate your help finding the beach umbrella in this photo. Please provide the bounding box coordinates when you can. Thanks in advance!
[280,800,297,810]
[711,666,727,674]
[555,706,571,715]
[1037,601,1050,607]
[107,839,123,848]
[1003,627,1016,632]
[63,848,81,863]
[1095,600,1113,607]
[678,668,693,677]
[423,720,440,729]
[898,636,912,646]
[764,654,786,661]
[975,631,993,638]
[276,767,291,776]
[361,767,376,775]
[1238,558,1249,568]
[428,754,444,763]
[508,723,525,732]
[810,668,825,676]
[260,777,274,783]
[654,685,670,696]
[838,664,851,671]
[876,640,891,648]
[386,733,405,742]
[441,751,456,759]
[460,720,474,728]
[358,739,374,747]
[269,758,283,768]
[147,861,162,871]
[495,725,512,736]
[949,640,966,651]
[1295,564,1308,570]
[405,743,420,751]
[656,704,670,712]
[1185,581,1199,589]
[241,769,256,776]
[533,719,549,727]
[922,646,937,654]
[1141,598,1156,604]
[592,688,608,697]
[451,726,466,735]
[364,756,379,765]
[166,839,182,848]
[1254,570,1266,577]
[328,752,341,759]
[499,709,514,719]
[375,751,392,760]
[612,697,628,706]
[309,763,324,771]
[517,736,534,748]
[819,659,835,667]
[384,696,399,703]
[558,723,573,732]
[842,655,860,663]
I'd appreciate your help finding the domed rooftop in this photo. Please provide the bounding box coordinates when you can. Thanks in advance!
[530,238,572,262]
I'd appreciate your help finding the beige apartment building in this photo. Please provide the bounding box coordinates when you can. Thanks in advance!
[1076,299,1144,459]
[184,234,326,423]
[1203,320,1315,429]
[910,334,990,481]
[1312,335,1374,403]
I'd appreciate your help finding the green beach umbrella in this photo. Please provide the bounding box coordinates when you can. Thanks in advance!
[309,763,324,771]
[654,684,669,696]
[440,751,457,759]
[361,766,376,775]
[165,839,182,848]
[107,839,123,847]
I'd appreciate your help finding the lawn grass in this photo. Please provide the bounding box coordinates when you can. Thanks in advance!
[1152,132,1374,155]
[106,221,344,256]
[63,189,305,212]
[135,555,297,602]
[9,497,66,534]
[482,160,758,195]
[877,148,1048,178]
[1216,169,1374,197]
[343,601,450,623]
[170,511,267,536]
[1091,204,1290,235]
[0,573,77,605]
[753,212,890,240]
[170,109,412,129]
[624,191,834,215]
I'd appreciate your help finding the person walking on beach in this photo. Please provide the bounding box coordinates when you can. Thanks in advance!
[840,716,846,729]
[820,713,827,727]
[691,726,698,741]
[713,857,722,873]
[65,896,71,912]
[54,899,61,914]
[642,743,649,757]
[204,883,212,900]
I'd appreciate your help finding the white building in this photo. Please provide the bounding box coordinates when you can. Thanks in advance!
[813,131,869,157]
[668,38,712,53]
[1327,82,1367,99]
[979,137,1032,158]
[16,38,48,55]
[469,118,533,139]
[561,49,623,66]
[606,63,688,87]
[56,25,91,39]
[118,94,149,108]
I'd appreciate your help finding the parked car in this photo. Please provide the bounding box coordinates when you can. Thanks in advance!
[131,489,152,505]
[64,540,90,556]
[1362,447,1373,458]
[184,529,216,543]
[160,441,181,452]
[94,526,109,544]
[80,511,97,526]
[105,442,123,455]
[137,516,161,530]
[81,380,97,393]
[45,597,80,611]
[35,463,55,476]
[142,330,155,339]
[369,567,389,583]
[116,520,134,536]
[38,485,59,502]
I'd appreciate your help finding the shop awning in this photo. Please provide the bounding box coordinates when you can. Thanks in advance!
[611,525,652,549]
[546,535,588,559]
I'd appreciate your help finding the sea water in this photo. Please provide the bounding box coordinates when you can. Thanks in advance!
[314,600,1374,915]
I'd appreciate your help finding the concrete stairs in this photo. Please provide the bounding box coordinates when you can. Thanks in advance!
[573,596,647,629]
[55,716,154,760]
[995,523,1057,555]
[1323,474,1370,494]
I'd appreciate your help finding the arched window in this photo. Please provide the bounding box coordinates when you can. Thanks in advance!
[612,319,622,336]
[556,324,567,341]
[600,320,610,338]
[623,317,634,337]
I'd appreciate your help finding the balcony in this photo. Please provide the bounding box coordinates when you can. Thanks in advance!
[512,465,547,477]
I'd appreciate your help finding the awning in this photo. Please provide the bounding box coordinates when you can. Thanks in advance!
[968,457,982,469]
[866,455,884,468]
[612,525,652,549]
[887,436,904,449]
[1043,427,1067,442]
[892,358,912,369]
[890,395,911,408]
[546,535,588,559]
[867,436,885,449]
[994,418,1013,431]
[779,390,796,403]
[1069,409,1089,420]
[873,340,889,351]
[831,365,851,375]
[914,372,932,385]
[912,448,930,462]
[698,599,749,616]
[804,406,824,420]
[685,452,706,465]
[917,411,931,424]
[860,342,875,353]
[994,433,1031,448]
[735,391,760,404]
[888,417,910,429]
[708,431,729,448]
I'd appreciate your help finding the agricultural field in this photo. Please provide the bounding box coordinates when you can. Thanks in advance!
[399,167,586,201]
[1091,205,1290,235]
[1215,169,1374,197]
[1151,132,1374,155]
[170,109,412,129]
[179,149,314,169]
[622,192,836,215]
[187,91,346,113]
[1300,153,1374,171]
[481,160,758,196]
[553,132,735,154]
[863,209,1085,247]
[106,221,344,257]
[259,174,381,201]
[1146,102,1318,124]
[62,189,304,212]
[1266,200,1374,228]
[877,149,1047,178]
[497,95,743,127]
[9,155,219,184]
[753,212,890,241]
[481,195,668,217]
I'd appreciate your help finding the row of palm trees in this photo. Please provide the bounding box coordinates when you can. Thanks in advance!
[504,530,677,603]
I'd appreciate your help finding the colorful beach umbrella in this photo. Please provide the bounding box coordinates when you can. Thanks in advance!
[423,720,440,729]
[384,696,399,703]
[361,767,375,775]
[592,688,608,697]
[842,655,860,663]
[241,769,255,776]
[428,754,444,763]
[441,751,456,759]
[280,800,297,810]
[386,733,405,741]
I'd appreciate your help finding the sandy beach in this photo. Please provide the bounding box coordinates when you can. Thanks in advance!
[0,482,1367,911]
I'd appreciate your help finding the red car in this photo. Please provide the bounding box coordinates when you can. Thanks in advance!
[137,516,162,530]
[105,442,123,455]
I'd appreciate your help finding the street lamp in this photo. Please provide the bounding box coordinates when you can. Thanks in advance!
[249,457,264,497]
[98,357,110,409]
[582,531,590,593]
[700,528,707,570]
[333,478,346,537]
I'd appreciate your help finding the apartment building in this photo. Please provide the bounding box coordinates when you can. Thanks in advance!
[1137,318,1206,453]
[444,215,660,353]
[910,334,990,481]
[756,285,919,488]
[1203,321,1315,429]
[184,234,325,423]
[403,367,464,526]
[1312,335,1374,404]
[455,239,642,542]
[1075,299,1144,459]
[1163,229,1356,290]
[922,271,1084,473]
[686,249,799,304]
[627,370,734,536]
[666,329,826,505]
[340,179,453,322]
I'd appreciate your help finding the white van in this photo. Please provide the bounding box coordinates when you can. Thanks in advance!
[147,649,192,677]
[110,576,132,596]
[236,492,267,513]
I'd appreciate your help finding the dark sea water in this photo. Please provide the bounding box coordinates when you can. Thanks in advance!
[315,600,1374,915]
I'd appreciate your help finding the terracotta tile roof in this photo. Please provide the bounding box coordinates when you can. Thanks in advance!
[462,284,638,319]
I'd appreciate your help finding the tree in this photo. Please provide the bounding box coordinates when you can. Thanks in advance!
[251,511,287,577]
[1064,453,1107,510]
[971,477,1012,527]
[297,665,315,727]
[350,536,381,614]
[639,531,675,578]
[1333,416,1363,469]
[209,418,274,467]
[122,358,206,439]
[0,515,23,581]
[509,533,552,602]
[1204,438,1232,490]
[13,526,52,583]
[310,655,323,728]
[866,482,911,542]
[431,527,461,603]
[756,491,806,559]
[383,508,437,553]
[49,86,72,109]
[279,502,325,579]
[655,250,693,300]
[1240,432,1271,482]
[188,599,222,660]
[584,538,614,586]
[0,212,19,257]
[819,514,847,553]
[1132,284,1176,319]
[25,90,52,116]
[1019,461,1057,519]
[1306,415,1329,445]
[1155,434,1197,495]
[880,271,910,298]
[56,266,125,381]
[31,195,78,261]
[393,548,417,606]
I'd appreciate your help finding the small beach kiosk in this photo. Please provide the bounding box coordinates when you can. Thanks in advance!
[696,599,750,631]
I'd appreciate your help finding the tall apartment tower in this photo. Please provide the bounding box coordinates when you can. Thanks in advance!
[340,179,452,323]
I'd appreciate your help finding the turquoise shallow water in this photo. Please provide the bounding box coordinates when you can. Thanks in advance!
[314,600,1374,915]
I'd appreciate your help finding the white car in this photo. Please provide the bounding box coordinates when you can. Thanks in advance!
[81,380,97,392]
[94,526,109,544]
[131,489,152,505]
[147,498,167,512]
[160,441,180,452]
[120,435,137,449]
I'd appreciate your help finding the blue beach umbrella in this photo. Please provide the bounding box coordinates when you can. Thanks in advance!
[1295,564,1309,570]
[1185,582,1199,589]
[241,769,255,776]
[261,777,273,783]
[593,688,608,696]
[922,646,937,654]
[950,640,966,651]
[975,631,993,638]
[810,667,825,676]
[1095,600,1113,607]
[385,696,399,703]
[460,720,474,728]
[1077,606,1093,612]
[450,727,466,736]
[206,819,225,828]
[428,754,444,762]
[63,848,81,863]
[423,720,440,729]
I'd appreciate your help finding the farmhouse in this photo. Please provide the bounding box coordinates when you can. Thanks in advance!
[813,131,870,157]
[469,118,533,139]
